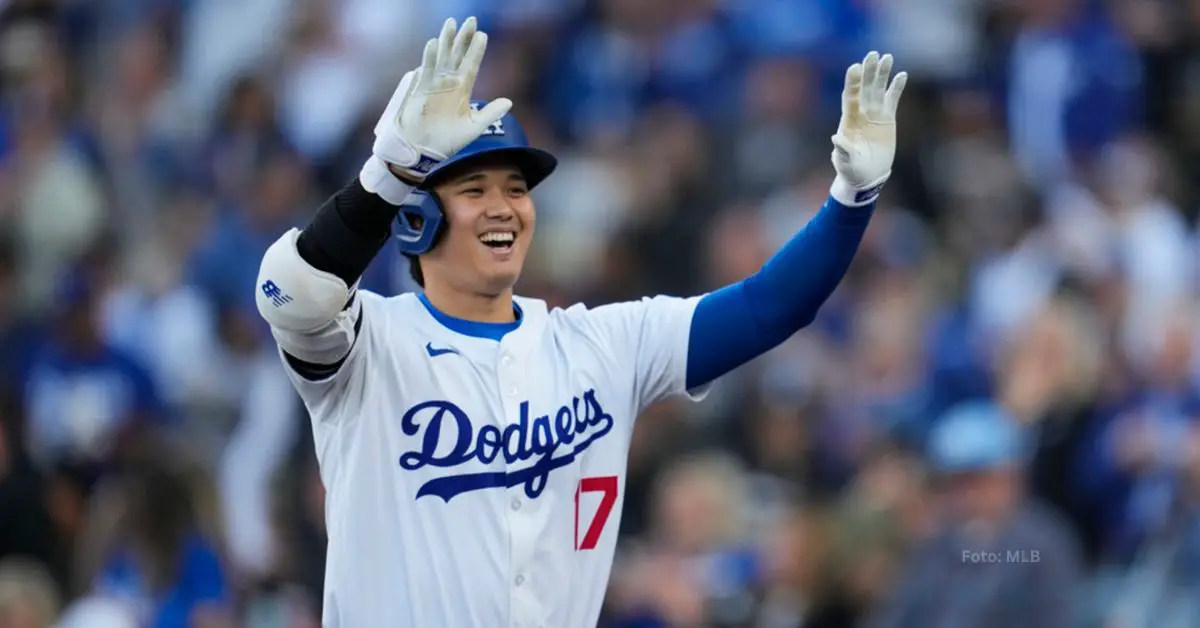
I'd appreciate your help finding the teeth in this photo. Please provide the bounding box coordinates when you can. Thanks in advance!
[480,232,515,243]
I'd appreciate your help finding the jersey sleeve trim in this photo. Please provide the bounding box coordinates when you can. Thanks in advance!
[676,297,712,402]
[283,296,365,381]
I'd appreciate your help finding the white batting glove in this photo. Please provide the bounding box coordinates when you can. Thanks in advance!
[829,51,908,207]
[361,17,513,204]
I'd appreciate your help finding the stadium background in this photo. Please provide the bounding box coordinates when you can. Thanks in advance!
[2,0,1200,625]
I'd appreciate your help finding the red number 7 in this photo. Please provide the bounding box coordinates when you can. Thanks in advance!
[575,475,618,551]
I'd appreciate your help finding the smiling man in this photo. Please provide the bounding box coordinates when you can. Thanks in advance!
[254,16,906,628]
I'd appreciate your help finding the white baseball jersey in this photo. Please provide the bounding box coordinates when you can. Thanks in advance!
[274,288,706,628]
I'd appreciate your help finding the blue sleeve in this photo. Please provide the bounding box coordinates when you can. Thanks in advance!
[685,196,872,390]
[154,539,229,628]
[184,541,229,603]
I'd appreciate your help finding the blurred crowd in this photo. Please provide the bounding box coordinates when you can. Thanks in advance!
[2,0,1200,626]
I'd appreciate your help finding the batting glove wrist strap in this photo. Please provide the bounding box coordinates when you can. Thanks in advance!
[831,172,889,207]
[360,155,415,205]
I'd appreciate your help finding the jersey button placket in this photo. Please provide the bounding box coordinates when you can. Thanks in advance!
[497,356,520,408]
[499,344,533,628]
[498,345,519,399]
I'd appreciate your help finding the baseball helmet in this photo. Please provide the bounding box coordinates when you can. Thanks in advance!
[394,104,557,256]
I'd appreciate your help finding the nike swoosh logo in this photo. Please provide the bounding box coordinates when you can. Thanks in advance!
[425,342,460,358]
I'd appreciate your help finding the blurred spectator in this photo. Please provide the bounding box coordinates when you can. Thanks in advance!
[794,443,929,628]
[1093,299,1200,562]
[0,558,61,628]
[754,505,849,628]
[6,33,107,313]
[993,292,1111,567]
[89,20,193,229]
[866,401,1082,628]
[175,0,293,127]
[217,352,301,582]
[719,57,821,201]
[0,232,44,387]
[56,596,140,628]
[23,265,165,474]
[75,437,232,628]
[204,74,289,202]
[0,388,70,596]
[997,0,1143,190]
[1095,419,1200,627]
[188,148,312,316]
[265,428,328,624]
[605,452,759,627]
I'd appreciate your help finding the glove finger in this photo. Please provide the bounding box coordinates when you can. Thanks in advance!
[450,16,477,70]
[884,71,909,118]
[376,71,416,135]
[418,38,437,88]
[841,62,864,122]
[873,53,893,114]
[461,31,490,96]
[436,17,457,73]
[474,97,513,133]
[861,51,879,102]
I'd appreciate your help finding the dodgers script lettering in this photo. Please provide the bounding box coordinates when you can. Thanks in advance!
[399,389,615,502]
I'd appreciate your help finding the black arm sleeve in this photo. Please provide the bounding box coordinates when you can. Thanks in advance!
[295,178,402,286]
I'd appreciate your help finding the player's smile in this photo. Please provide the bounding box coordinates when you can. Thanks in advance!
[478,227,517,259]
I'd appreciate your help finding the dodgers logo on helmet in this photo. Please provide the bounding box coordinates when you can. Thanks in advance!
[470,102,505,137]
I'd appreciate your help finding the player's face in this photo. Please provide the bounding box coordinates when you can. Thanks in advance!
[428,165,535,295]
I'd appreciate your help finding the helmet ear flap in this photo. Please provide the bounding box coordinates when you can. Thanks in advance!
[394,190,446,255]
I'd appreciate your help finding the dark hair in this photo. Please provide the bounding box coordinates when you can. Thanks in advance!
[0,386,22,457]
[119,444,203,593]
[406,253,424,287]
[0,231,16,277]
[401,215,449,286]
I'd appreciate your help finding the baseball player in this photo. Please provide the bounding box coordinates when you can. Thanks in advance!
[255,16,906,628]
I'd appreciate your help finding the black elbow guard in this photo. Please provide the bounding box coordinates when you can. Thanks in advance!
[297,178,403,285]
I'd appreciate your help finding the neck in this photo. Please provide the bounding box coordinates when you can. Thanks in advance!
[422,282,516,323]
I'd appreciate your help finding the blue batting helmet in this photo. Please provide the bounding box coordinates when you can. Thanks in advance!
[393,104,557,256]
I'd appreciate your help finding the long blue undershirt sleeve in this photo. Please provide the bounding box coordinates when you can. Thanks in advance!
[685,196,874,390]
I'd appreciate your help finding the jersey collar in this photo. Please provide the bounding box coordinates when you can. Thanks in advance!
[417,292,522,341]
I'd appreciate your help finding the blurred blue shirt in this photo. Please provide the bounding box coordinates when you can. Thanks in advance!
[98,534,229,628]
[24,340,165,463]
[1001,14,1142,186]
[187,205,295,314]
[1089,390,1200,558]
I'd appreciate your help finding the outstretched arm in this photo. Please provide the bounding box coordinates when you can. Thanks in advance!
[686,52,907,390]
[255,17,508,380]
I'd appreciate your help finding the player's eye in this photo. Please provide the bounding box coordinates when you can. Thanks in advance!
[460,188,485,197]
[508,186,529,197]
